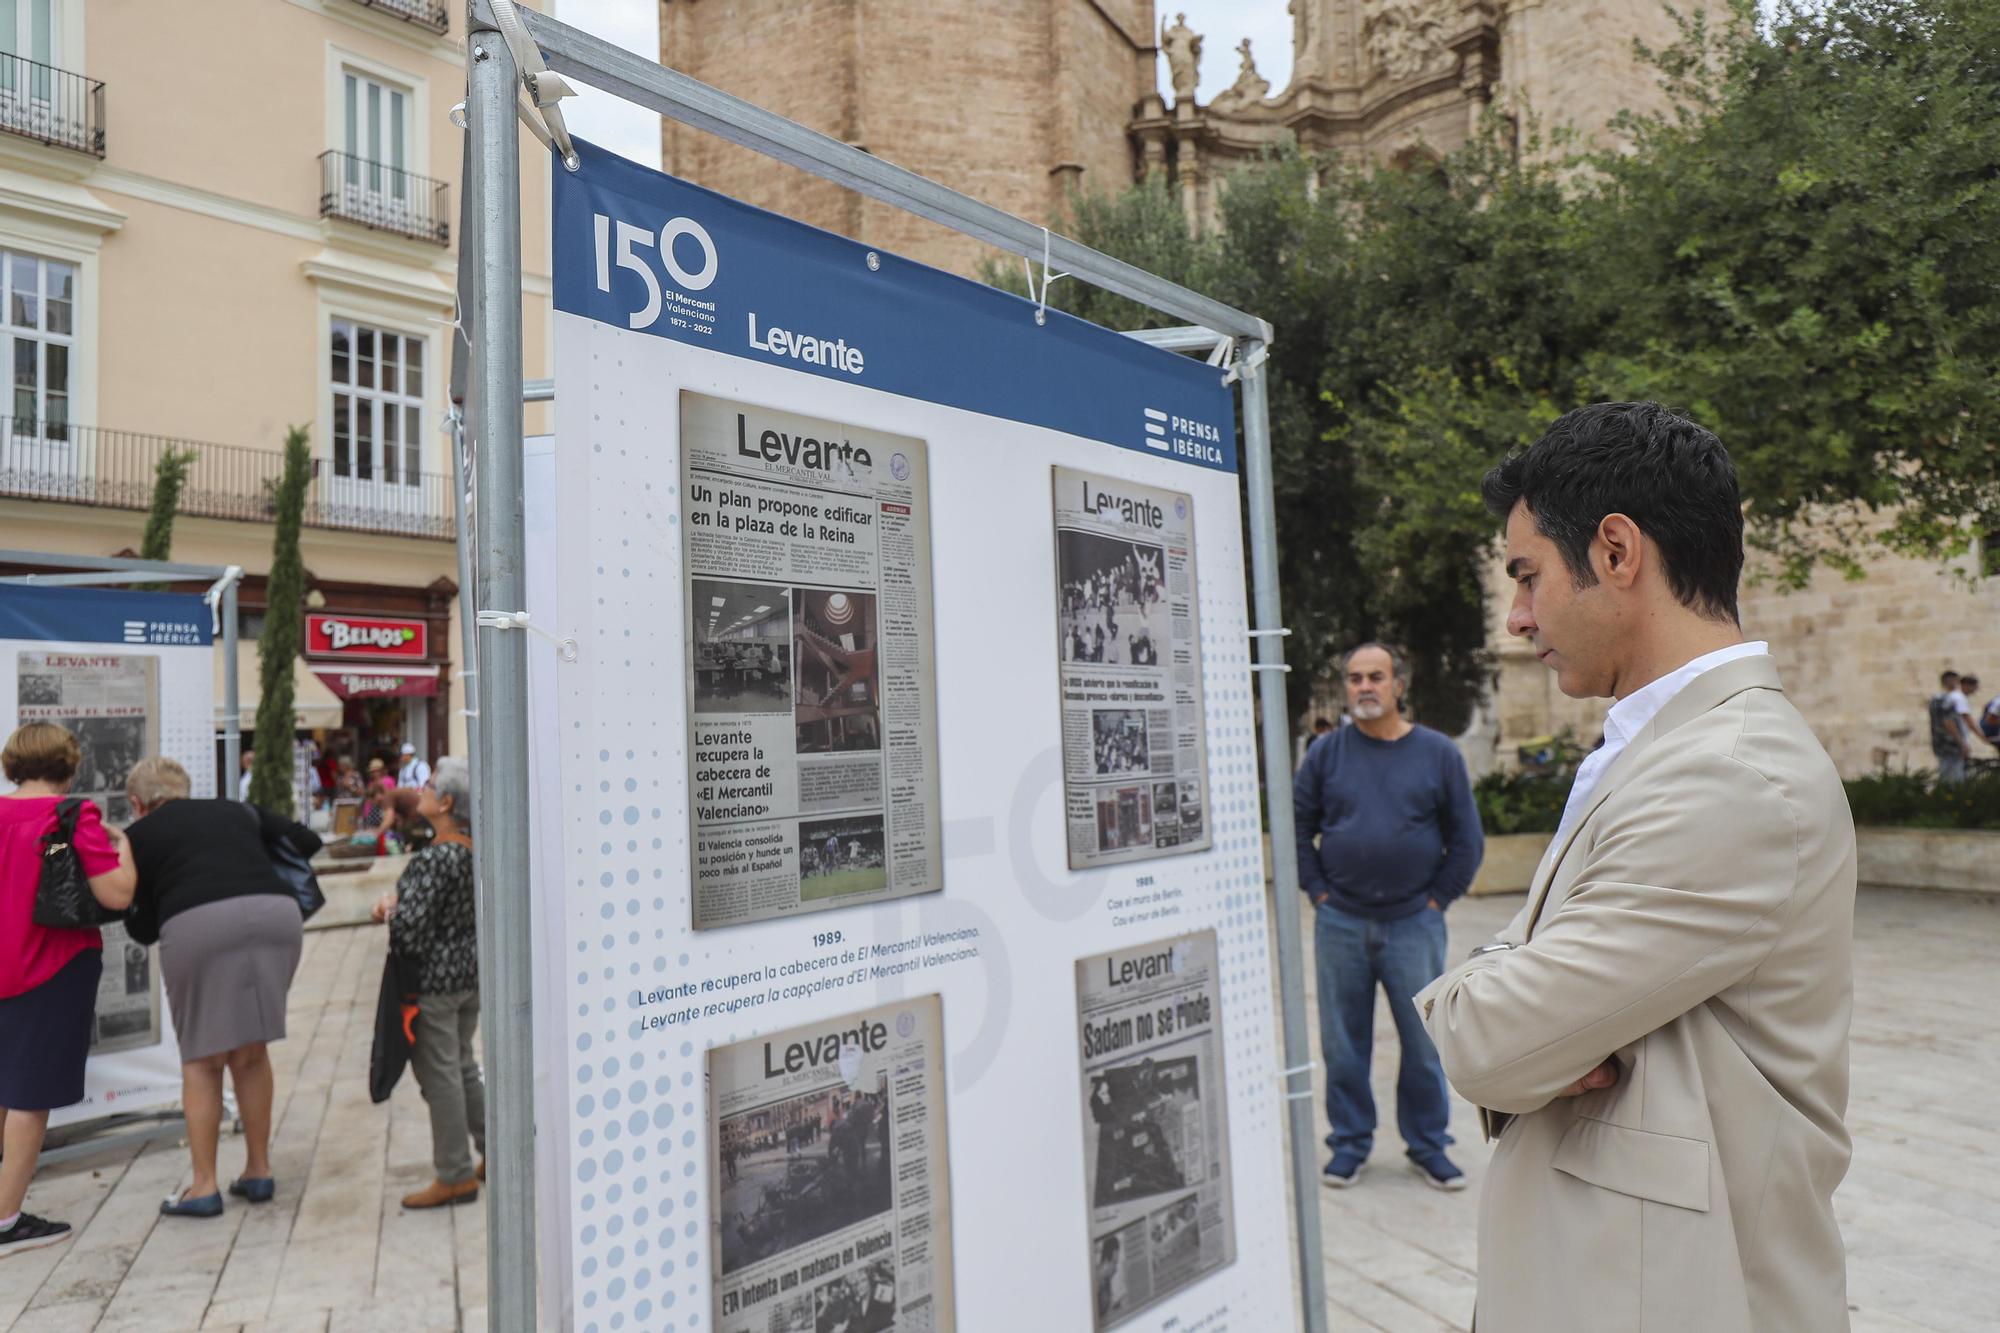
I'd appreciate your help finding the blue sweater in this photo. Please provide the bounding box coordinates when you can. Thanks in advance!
[1292,723,1484,919]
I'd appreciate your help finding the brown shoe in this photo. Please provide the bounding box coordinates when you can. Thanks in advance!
[401,1177,479,1209]
[476,1158,486,1183]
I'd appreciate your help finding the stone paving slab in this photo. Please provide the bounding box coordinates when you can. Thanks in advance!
[3,888,1993,1331]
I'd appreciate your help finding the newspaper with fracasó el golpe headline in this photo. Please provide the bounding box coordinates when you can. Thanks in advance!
[1051,466,1212,870]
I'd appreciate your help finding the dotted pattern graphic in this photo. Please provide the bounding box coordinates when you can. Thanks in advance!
[548,318,1292,1332]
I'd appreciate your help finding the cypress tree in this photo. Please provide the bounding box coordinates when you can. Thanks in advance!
[247,426,311,815]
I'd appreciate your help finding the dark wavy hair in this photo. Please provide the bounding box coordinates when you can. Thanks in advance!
[1483,402,1744,624]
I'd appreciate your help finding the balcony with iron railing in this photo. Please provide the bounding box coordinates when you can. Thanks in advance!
[319,150,451,247]
[0,419,455,541]
[0,51,104,157]
[349,0,449,34]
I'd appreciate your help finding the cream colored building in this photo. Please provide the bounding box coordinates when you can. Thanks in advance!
[0,0,551,786]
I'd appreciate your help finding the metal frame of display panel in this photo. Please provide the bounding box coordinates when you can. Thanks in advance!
[457,5,1325,1329]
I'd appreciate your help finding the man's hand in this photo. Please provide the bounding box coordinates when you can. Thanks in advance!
[1427,897,1442,912]
[1311,891,1329,908]
[1553,1058,1620,1098]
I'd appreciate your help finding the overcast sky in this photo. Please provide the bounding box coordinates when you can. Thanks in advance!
[552,0,1300,168]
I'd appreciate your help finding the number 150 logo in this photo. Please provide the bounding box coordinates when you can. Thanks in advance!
[592,212,719,329]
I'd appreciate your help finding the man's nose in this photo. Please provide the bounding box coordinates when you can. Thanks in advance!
[1507,601,1535,638]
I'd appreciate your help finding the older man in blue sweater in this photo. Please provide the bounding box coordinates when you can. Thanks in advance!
[1295,642,1483,1190]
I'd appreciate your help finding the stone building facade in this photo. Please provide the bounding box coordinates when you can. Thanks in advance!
[660,0,1156,279]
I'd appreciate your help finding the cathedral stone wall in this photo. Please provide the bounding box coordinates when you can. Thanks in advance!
[1496,0,1699,152]
[660,0,1154,279]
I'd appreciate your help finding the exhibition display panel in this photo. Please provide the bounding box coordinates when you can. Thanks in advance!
[0,582,218,1126]
[526,142,1296,1331]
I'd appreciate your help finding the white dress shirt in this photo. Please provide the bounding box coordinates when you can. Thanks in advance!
[1554,641,1771,843]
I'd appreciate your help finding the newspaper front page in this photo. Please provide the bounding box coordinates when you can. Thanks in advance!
[1075,929,1235,1329]
[709,996,954,1333]
[16,650,163,1053]
[1051,467,1211,869]
[681,391,943,930]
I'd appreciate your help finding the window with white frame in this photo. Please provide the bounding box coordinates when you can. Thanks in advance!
[330,319,423,488]
[341,69,412,212]
[0,246,74,439]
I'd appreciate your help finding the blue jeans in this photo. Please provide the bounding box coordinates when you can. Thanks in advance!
[1313,900,1452,1162]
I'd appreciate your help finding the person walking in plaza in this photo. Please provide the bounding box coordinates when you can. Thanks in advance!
[1418,402,1858,1331]
[396,742,431,790]
[1293,642,1484,1191]
[123,757,318,1218]
[370,757,484,1209]
[1928,669,1979,782]
[0,723,136,1257]
[1954,674,1998,756]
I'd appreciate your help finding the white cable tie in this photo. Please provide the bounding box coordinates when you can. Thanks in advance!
[1026,227,1068,327]
[459,709,480,719]
[476,609,579,662]
[455,669,477,680]
[1280,1060,1317,1079]
[1283,1088,1316,1102]
[1250,662,1292,674]
[1247,628,1291,638]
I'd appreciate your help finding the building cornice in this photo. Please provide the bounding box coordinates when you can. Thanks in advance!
[0,173,125,236]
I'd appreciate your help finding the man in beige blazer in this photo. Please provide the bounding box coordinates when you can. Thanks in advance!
[1417,402,1857,1332]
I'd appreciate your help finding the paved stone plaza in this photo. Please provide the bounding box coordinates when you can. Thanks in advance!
[2,888,1994,1331]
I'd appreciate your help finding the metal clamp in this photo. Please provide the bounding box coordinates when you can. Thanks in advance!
[477,608,579,662]
[1222,341,1270,386]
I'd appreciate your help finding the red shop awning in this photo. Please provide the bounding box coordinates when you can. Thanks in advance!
[309,663,440,700]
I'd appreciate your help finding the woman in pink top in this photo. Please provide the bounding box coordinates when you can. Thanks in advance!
[0,723,136,1259]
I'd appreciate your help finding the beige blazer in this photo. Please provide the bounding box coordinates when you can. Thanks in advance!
[1417,656,1856,1332]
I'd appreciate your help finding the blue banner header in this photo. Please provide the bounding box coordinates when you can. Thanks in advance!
[0,584,213,647]
[551,140,1237,472]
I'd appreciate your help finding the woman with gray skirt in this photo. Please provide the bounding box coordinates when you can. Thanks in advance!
[124,757,319,1218]
[371,756,483,1209]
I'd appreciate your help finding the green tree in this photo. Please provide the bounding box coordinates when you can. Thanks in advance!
[135,447,198,591]
[247,426,311,815]
[1579,0,2000,579]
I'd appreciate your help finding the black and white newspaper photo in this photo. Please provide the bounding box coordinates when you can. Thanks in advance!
[708,996,955,1333]
[1051,467,1211,869]
[681,391,943,930]
[16,650,163,1052]
[1075,930,1235,1330]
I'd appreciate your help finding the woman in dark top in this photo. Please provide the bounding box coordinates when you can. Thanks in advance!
[124,757,319,1219]
[371,755,483,1209]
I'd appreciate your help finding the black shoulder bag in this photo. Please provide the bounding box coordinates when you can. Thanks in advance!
[32,797,124,929]
[251,805,327,921]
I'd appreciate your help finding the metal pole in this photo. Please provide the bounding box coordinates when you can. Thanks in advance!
[1240,344,1329,1333]
[466,23,537,1326]
[221,577,241,802]
[449,412,481,827]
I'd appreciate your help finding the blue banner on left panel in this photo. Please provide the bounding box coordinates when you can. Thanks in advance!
[0,585,213,646]
[551,139,1238,472]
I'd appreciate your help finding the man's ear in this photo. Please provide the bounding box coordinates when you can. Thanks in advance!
[1596,513,1644,590]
